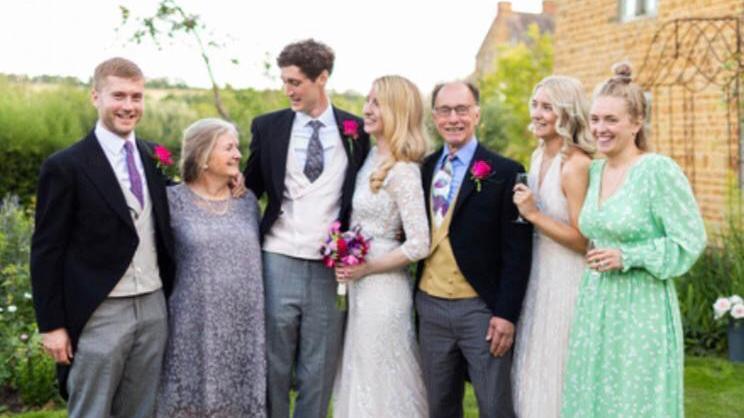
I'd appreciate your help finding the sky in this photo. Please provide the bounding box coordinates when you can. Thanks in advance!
[0,0,544,94]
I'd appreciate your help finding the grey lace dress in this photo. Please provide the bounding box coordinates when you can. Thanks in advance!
[156,183,266,418]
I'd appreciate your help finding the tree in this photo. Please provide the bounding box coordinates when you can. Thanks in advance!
[478,24,553,166]
[118,0,235,122]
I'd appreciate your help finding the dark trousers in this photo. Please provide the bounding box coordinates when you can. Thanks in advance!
[416,291,515,418]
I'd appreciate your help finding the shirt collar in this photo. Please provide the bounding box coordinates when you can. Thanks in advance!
[440,137,478,166]
[295,102,336,130]
[95,120,136,155]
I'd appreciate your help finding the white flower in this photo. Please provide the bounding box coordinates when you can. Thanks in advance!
[729,295,744,306]
[714,297,732,319]
[20,333,29,341]
[7,305,17,313]
[732,304,744,320]
[23,292,32,300]
[0,307,3,313]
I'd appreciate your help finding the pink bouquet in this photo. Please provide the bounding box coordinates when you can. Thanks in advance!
[320,221,372,311]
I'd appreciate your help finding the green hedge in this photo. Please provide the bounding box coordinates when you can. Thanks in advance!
[677,210,744,356]
[0,76,364,205]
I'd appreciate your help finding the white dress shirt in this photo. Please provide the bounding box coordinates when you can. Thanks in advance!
[263,104,349,260]
[95,121,149,208]
[290,104,342,169]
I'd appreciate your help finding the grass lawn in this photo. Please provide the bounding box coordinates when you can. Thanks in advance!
[3,356,742,418]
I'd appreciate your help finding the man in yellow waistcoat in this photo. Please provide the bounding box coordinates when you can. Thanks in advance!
[416,81,533,418]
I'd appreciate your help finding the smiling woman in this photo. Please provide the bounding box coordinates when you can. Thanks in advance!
[561,63,707,418]
[156,118,267,417]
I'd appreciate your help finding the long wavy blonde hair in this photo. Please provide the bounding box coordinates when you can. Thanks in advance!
[369,75,430,192]
[529,75,596,156]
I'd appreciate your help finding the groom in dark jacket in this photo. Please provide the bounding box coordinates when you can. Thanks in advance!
[416,81,532,418]
[243,39,370,418]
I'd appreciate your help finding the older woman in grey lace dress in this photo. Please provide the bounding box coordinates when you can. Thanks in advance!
[156,118,266,418]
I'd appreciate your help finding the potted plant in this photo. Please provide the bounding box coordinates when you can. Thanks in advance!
[713,295,744,362]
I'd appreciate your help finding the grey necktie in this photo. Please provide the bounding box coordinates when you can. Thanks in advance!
[304,120,325,182]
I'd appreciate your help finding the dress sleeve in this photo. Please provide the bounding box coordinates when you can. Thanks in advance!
[386,162,431,262]
[619,156,707,279]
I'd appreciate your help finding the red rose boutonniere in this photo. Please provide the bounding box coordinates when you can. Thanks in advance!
[152,145,176,179]
[470,160,492,192]
[342,119,360,153]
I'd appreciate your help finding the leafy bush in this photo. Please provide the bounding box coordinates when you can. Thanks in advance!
[0,196,60,406]
[0,75,365,205]
[677,200,744,356]
[478,24,553,166]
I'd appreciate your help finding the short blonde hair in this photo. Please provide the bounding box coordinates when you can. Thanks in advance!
[368,75,430,192]
[93,57,144,91]
[593,62,650,150]
[180,118,239,183]
[530,75,596,156]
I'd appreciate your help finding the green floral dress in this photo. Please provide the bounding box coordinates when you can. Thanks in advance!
[561,154,706,418]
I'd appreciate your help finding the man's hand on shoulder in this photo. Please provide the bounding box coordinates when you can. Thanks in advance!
[42,328,73,365]
[485,316,515,357]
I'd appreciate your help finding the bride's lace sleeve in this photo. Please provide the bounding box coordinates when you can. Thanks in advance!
[386,162,431,262]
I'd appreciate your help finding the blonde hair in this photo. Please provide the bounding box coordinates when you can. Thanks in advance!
[369,75,430,192]
[530,75,596,156]
[180,118,239,183]
[592,62,650,150]
[93,57,144,91]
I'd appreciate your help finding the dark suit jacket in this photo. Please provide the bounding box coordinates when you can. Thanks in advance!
[29,130,175,397]
[416,143,532,324]
[243,107,371,237]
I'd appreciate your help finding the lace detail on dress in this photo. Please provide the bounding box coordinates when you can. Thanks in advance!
[332,150,429,418]
[156,184,266,418]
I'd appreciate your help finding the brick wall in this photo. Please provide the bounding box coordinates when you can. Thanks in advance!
[554,0,743,225]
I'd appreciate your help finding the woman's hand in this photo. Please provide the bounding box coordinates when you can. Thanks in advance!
[335,263,370,283]
[512,183,539,221]
[229,172,247,198]
[586,248,623,272]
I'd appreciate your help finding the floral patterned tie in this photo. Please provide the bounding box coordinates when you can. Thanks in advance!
[431,155,454,228]
[304,120,325,182]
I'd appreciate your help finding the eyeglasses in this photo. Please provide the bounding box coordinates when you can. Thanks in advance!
[433,105,473,117]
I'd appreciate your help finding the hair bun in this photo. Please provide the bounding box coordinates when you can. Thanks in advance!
[611,62,633,83]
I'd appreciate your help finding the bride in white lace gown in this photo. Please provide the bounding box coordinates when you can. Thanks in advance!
[511,76,595,418]
[332,76,430,418]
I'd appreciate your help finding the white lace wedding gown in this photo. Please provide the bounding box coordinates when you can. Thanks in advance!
[332,149,430,418]
[511,147,586,418]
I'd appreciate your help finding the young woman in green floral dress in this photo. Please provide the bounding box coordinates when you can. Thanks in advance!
[560,63,706,417]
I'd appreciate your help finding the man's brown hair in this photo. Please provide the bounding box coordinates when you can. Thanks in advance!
[276,39,334,81]
[93,57,144,91]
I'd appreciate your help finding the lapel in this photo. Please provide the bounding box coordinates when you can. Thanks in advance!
[332,106,356,170]
[270,109,296,198]
[137,140,167,228]
[421,150,440,222]
[78,132,134,229]
[451,143,488,220]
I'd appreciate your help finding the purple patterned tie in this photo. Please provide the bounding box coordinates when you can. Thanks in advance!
[123,141,144,208]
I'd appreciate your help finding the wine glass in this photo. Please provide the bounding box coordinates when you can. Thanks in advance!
[513,172,529,224]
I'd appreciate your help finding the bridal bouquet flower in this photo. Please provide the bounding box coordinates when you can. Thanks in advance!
[320,220,371,311]
[713,295,744,321]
